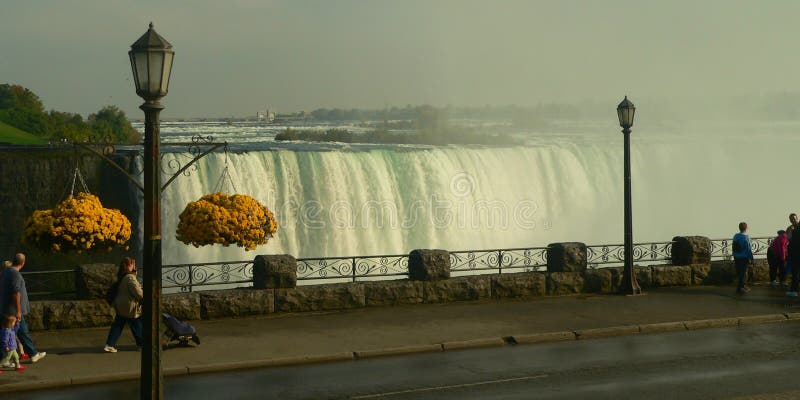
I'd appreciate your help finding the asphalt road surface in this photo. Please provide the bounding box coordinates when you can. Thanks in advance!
[15,321,800,400]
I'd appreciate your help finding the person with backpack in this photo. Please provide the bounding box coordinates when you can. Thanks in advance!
[768,230,789,288]
[732,222,754,294]
[103,257,143,353]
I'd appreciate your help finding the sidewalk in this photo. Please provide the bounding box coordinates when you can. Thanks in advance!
[1,284,798,392]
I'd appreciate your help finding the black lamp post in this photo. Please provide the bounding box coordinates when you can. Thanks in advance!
[617,96,642,295]
[129,22,174,400]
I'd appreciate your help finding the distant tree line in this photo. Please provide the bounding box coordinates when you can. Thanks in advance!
[307,103,581,129]
[276,106,521,146]
[0,84,140,144]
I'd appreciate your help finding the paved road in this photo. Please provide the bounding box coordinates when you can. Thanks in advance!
[16,321,800,400]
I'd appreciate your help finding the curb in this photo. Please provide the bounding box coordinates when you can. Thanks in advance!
[512,331,575,344]
[442,337,506,351]
[575,325,639,340]
[354,344,443,359]
[186,352,355,375]
[1,313,796,393]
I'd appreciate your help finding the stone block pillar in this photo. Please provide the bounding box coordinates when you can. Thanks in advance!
[76,263,117,300]
[546,242,587,273]
[408,249,450,281]
[253,255,297,289]
[671,236,711,266]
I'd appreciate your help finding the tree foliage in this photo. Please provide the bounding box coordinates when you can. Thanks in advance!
[88,105,141,143]
[0,84,141,144]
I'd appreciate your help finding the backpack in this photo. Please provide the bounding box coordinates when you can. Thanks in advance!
[105,280,120,306]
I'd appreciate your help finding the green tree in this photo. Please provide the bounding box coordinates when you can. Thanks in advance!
[0,84,50,136]
[88,105,141,144]
[48,111,95,142]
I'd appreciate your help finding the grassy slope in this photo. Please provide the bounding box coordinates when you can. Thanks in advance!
[0,120,47,145]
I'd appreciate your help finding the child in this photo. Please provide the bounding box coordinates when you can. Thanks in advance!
[1,315,25,371]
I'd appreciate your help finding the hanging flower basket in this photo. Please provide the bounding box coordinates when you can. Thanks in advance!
[22,192,132,253]
[175,192,278,251]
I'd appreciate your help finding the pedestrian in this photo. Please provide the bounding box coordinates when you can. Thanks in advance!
[788,213,799,240]
[788,226,800,297]
[732,222,754,294]
[0,315,25,371]
[0,253,45,363]
[768,230,789,287]
[103,257,143,353]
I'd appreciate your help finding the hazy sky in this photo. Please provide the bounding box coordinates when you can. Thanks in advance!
[1,0,799,118]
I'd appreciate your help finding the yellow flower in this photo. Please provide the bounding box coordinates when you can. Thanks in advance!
[21,193,132,253]
[176,192,278,251]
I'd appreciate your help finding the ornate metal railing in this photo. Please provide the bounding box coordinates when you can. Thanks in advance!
[21,269,77,300]
[586,242,673,268]
[449,247,548,275]
[161,260,254,292]
[296,254,409,282]
[17,236,778,296]
[710,236,772,261]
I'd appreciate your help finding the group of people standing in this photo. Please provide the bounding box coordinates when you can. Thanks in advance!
[0,253,46,374]
[735,213,800,296]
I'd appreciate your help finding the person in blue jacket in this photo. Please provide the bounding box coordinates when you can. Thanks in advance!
[732,222,754,294]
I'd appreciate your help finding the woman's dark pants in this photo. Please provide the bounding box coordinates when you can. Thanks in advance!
[106,315,143,347]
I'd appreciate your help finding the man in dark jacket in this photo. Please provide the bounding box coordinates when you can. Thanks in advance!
[787,230,800,297]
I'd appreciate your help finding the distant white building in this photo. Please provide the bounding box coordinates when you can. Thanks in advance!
[257,109,276,122]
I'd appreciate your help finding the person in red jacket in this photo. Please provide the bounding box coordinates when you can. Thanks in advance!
[768,230,789,287]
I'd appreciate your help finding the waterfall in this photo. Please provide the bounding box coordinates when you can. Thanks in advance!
[155,131,796,264]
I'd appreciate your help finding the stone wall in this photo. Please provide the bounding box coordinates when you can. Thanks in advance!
[26,239,772,331]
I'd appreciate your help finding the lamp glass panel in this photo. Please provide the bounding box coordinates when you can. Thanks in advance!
[160,52,174,94]
[128,53,141,92]
[147,51,164,94]
[134,52,150,93]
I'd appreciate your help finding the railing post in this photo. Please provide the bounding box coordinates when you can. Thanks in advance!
[188,265,193,293]
[352,258,357,282]
[498,250,503,274]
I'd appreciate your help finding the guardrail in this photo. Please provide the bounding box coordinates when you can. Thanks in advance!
[19,236,777,295]
[710,236,771,261]
[449,247,548,276]
[296,254,409,282]
[161,260,254,292]
[586,242,673,268]
[20,269,77,300]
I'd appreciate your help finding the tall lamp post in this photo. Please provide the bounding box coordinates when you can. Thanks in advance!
[129,22,174,400]
[617,96,642,295]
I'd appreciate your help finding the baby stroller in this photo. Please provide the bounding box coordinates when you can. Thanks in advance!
[162,313,201,347]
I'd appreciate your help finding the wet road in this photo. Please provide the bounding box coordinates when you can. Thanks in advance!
[15,321,800,400]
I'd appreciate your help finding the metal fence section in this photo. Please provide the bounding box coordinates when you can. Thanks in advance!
[296,254,409,282]
[710,236,772,261]
[586,242,673,269]
[161,260,254,292]
[21,269,77,300]
[449,247,548,276]
[18,236,779,295]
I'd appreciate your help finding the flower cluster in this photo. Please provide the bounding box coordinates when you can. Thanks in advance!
[175,192,278,251]
[22,193,132,253]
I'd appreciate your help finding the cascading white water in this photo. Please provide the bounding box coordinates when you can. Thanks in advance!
[157,128,799,264]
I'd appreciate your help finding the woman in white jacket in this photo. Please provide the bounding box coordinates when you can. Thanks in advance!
[103,257,143,353]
